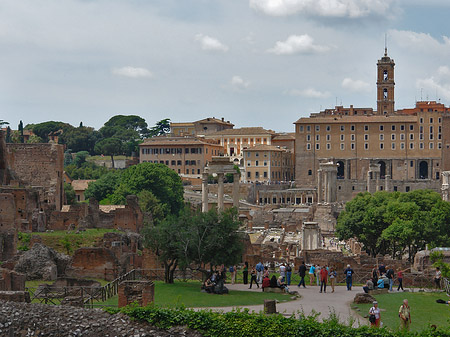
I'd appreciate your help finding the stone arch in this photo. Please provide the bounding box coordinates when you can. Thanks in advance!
[378,160,386,179]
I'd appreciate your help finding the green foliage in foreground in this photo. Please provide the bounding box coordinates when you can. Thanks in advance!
[105,305,450,337]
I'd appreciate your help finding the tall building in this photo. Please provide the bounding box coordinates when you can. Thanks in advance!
[295,50,450,202]
[170,117,234,137]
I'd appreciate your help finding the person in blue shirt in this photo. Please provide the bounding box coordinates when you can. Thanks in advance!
[344,264,354,290]
[309,265,316,286]
[255,262,264,285]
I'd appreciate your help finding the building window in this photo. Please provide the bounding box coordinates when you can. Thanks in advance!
[409,134,414,140]
[419,133,424,140]
[400,134,405,140]
[308,169,312,175]
[429,142,434,149]
[326,134,331,141]
[255,171,259,178]
[307,135,311,141]
[420,118,423,123]
[392,125,396,131]
[438,142,442,149]
[430,117,434,124]
[307,143,311,150]
[409,143,414,149]
[316,134,320,141]
[379,134,384,141]
[351,134,355,141]
[364,143,369,150]
[400,143,405,150]
[171,160,176,165]
[255,160,259,166]
[391,143,395,150]
[351,125,355,131]
[299,125,304,132]
[364,134,369,141]
[306,125,311,132]
[340,125,345,131]
[430,133,434,140]
[326,125,331,131]
[379,125,384,131]
[364,125,369,131]
[391,134,396,140]
[419,142,424,149]
[247,161,251,166]
[326,143,331,150]
[264,171,267,178]
[316,143,320,150]
[340,134,344,141]
[315,125,320,131]
[351,143,355,150]
[247,172,251,178]
[340,143,344,150]
[264,161,267,166]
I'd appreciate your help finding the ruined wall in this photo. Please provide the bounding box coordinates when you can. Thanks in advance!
[114,196,143,233]
[67,248,119,281]
[118,280,154,308]
[6,143,64,211]
[0,268,26,291]
[0,193,17,260]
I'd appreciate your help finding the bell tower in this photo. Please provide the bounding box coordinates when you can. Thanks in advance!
[376,47,395,115]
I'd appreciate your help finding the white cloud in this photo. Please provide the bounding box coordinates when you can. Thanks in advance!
[195,34,229,52]
[417,66,450,101]
[249,0,393,18]
[288,88,330,98]
[341,78,370,92]
[389,30,450,54]
[112,67,153,79]
[267,34,329,55]
[230,76,250,90]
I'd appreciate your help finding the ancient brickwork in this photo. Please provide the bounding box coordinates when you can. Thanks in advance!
[66,248,119,281]
[6,143,64,211]
[118,280,154,308]
[0,268,26,291]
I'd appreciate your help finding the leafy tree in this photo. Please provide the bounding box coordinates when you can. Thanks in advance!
[59,126,101,154]
[143,207,243,283]
[64,151,73,167]
[0,120,9,127]
[94,138,123,168]
[18,120,24,143]
[101,115,150,138]
[110,162,184,214]
[64,183,76,205]
[26,134,43,143]
[5,126,11,143]
[29,121,73,142]
[149,118,171,136]
[65,162,109,180]
[138,190,167,224]
[84,170,122,201]
[73,151,90,168]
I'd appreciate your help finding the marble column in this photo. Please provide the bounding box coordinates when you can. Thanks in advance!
[202,173,209,212]
[217,172,224,211]
[233,172,240,209]
[317,169,322,203]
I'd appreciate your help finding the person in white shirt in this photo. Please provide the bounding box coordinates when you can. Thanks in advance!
[369,301,381,327]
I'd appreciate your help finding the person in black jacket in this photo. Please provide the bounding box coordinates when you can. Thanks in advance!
[344,264,354,290]
[297,261,307,288]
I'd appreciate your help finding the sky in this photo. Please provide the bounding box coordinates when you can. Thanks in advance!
[1,0,450,133]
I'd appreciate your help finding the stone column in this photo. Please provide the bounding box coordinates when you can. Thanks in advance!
[367,170,372,193]
[317,169,322,203]
[202,173,209,212]
[323,170,328,203]
[233,173,240,209]
[385,174,391,192]
[442,171,450,201]
[217,172,224,211]
[375,171,380,191]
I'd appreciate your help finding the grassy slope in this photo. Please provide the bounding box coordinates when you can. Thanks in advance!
[354,291,450,332]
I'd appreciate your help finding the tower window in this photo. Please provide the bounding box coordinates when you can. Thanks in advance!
[383,88,388,99]
[383,70,388,81]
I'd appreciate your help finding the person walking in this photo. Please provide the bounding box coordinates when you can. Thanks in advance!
[279,263,286,283]
[249,266,259,289]
[371,266,378,286]
[397,268,407,291]
[316,265,321,286]
[309,264,316,286]
[399,299,411,330]
[297,261,307,288]
[256,261,264,285]
[369,301,381,327]
[386,266,394,291]
[319,265,328,293]
[230,265,237,285]
[434,267,442,289]
[344,264,354,290]
[286,263,292,286]
[329,267,337,293]
[242,261,249,285]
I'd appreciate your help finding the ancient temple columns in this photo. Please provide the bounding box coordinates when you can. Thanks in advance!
[217,173,224,211]
[202,173,209,212]
[317,162,337,203]
[442,171,450,201]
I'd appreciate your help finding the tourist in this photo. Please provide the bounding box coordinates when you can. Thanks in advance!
[229,265,237,285]
[243,261,249,285]
[316,265,321,286]
[386,266,394,291]
[397,268,407,291]
[344,264,354,290]
[378,263,386,276]
[280,263,286,282]
[319,265,328,293]
[297,261,307,288]
[369,301,381,327]
[270,275,278,288]
[377,277,385,289]
[286,263,292,286]
[256,261,264,284]
[203,276,215,293]
[399,299,411,330]
[261,275,271,291]
[363,279,374,293]
[309,264,316,286]
[263,265,269,278]
[249,266,259,289]
[277,275,288,291]
[434,267,442,289]
[329,267,337,293]
[371,266,378,286]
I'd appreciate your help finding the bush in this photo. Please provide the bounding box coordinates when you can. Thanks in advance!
[105,305,450,337]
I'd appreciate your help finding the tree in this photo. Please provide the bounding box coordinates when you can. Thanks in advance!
[29,121,73,142]
[5,126,11,143]
[26,134,43,143]
[143,207,243,283]
[59,126,101,154]
[149,118,171,137]
[84,170,122,202]
[73,151,90,168]
[138,190,168,224]
[18,120,24,143]
[0,120,9,127]
[110,162,184,214]
[64,183,76,205]
[94,138,123,168]
[64,151,73,167]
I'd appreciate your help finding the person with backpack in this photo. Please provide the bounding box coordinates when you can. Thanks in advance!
[297,261,307,288]
[256,261,264,284]
[229,265,237,285]
[386,266,394,291]
[286,263,292,286]
[369,301,381,327]
[329,266,337,293]
[309,264,316,286]
[399,299,411,330]
[344,264,354,290]
[249,266,259,289]
[319,265,328,293]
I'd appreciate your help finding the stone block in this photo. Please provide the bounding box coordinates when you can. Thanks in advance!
[368,288,388,295]
[118,280,154,308]
[0,291,30,303]
[262,287,284,293]
[354,292,376,304]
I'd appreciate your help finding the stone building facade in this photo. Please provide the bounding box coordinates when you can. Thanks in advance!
[295,50,449,202]
[170,117,234,137]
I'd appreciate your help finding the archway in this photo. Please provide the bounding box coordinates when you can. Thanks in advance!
[378,161,386,179]
[337,161,344,179]
[419,161,428,179]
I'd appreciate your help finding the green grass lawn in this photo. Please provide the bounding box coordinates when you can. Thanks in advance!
[101,281,293,308]
[354,291,450,332]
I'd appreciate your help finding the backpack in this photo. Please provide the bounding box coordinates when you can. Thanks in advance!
[286,265,292,272]
[229,266,234,273]
[346,270,352,277]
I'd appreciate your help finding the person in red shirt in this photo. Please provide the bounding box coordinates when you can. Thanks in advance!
[319,265,329,293]
[261,276,271,291]
[397,268,409,291]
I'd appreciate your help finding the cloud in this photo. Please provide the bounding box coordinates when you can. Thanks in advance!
[288,88,330,98]
[389,30,450,54]
[249,0,393,18]
[195,34,229,52]
[230,76,250,90]
[417,66,450,101]
[341,78,370,92]
[112,66,153,79]
[267,34,329,55]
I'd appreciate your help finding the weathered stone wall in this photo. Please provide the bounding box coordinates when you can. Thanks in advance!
[0,291,30,303]
[67,248,119,281]
[114,196,143,232]
[0,269,26,291]
[118,280,154,308]
[6,143,64,211]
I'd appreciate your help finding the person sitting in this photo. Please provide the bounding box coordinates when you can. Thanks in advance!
[262,276,271,291]
[270,275,278,288]
[277,276,288,291]
[203,277,215,293]
[381,274,389,288]
[363,279,374,293]
[377,277,385,289]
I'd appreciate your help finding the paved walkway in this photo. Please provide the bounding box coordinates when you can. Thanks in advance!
[201,283,365,326]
